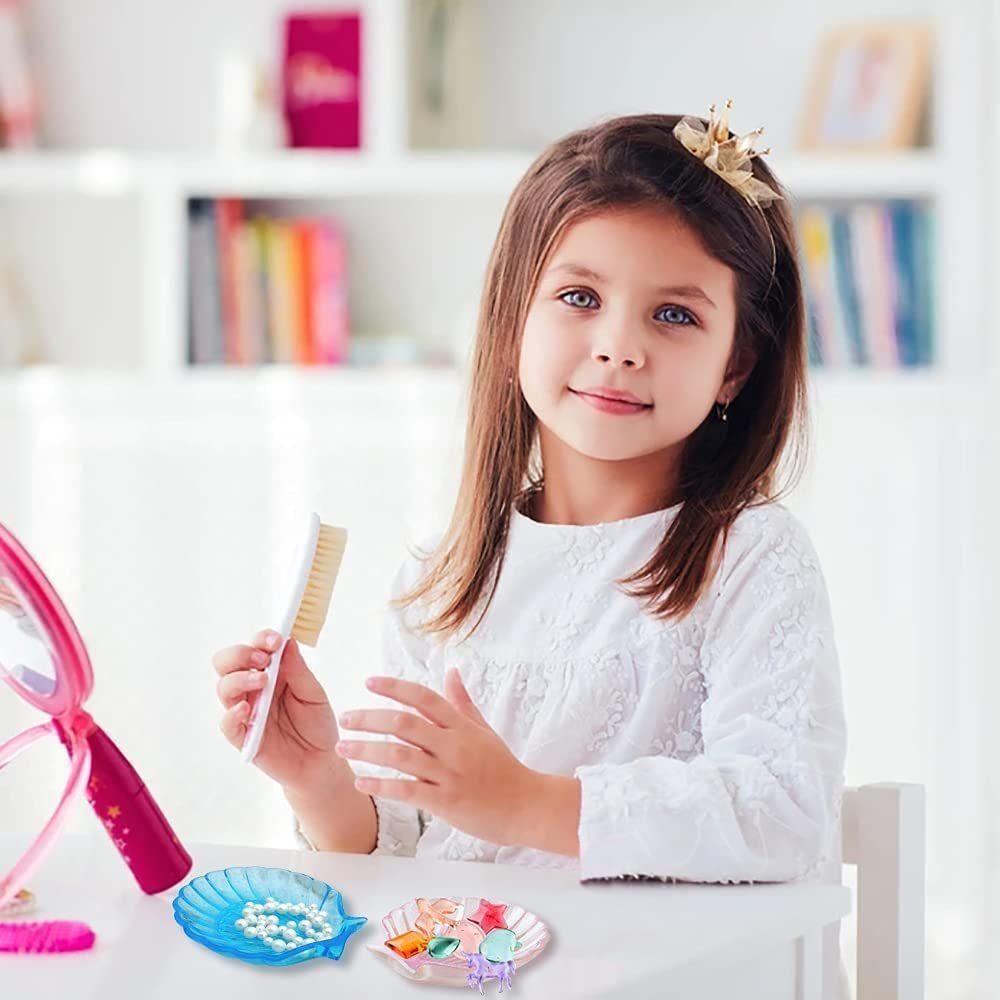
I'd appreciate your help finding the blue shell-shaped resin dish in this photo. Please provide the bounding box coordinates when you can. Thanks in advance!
[172,866,367,967]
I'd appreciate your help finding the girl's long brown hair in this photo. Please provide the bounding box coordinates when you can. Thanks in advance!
[394,112,810,643]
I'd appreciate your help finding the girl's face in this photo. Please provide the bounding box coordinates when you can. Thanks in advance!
[518,205,748,467]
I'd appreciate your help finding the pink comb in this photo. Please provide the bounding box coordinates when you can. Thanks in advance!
[0,920,96,953]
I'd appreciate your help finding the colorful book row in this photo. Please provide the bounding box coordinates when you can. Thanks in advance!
[188,198,350,365]
[798,200,934,367]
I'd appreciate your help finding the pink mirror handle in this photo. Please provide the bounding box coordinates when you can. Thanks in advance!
[55,714,193,894]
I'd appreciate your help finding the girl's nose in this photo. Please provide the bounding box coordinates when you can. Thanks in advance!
[591,332,645,368]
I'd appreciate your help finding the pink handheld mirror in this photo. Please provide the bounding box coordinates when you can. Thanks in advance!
[0,521,192,911]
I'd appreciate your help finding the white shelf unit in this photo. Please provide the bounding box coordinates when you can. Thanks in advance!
[0,146,945,199]
[0,144,957,377]
[0,1,985,382]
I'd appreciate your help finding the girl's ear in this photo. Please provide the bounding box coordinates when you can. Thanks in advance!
[720,344,757,403]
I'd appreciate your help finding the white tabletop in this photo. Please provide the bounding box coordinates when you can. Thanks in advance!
[1,833,850,998]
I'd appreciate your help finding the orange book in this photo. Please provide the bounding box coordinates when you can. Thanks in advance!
[215,198,246,363]
[289,221,316,364]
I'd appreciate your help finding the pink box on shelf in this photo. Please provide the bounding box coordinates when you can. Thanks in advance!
[281,11,362,149]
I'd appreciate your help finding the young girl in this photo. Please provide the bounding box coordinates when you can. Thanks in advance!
[213,105,847,894]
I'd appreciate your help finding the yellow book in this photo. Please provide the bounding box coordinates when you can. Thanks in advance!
[263,221,296,364]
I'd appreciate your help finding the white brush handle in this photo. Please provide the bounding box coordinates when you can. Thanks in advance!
[241,513,321,764]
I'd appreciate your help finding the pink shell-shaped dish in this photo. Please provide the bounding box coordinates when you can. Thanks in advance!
[366,895,551,988]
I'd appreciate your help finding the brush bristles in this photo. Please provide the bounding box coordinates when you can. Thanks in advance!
[290,523,347,647]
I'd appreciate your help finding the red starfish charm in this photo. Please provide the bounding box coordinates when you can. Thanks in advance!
[468,899,507,934]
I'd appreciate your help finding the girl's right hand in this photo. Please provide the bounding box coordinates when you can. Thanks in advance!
[213,629,342,791]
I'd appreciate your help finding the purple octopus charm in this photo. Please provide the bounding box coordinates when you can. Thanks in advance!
[465,951,516,994]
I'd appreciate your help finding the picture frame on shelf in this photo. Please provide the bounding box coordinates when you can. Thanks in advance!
[798,20,932,152]
[407,0,483,150]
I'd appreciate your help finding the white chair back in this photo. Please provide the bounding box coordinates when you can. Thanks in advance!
[841,783,926,1000]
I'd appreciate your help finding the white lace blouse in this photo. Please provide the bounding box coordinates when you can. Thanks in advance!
[295,497,847,888]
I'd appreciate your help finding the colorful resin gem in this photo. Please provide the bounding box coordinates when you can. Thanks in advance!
[426,935,462,959]
[415,896,460,936]
[453,918,486,953]
[479,927,521,964]
[385,929,429,959]
[468,898,508,934]
[0,888,35,917]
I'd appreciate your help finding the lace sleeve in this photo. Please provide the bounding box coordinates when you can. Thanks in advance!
[573,508,847,884]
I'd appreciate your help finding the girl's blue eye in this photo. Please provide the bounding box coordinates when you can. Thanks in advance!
[654,305,697,326]
[560,289,597,309]
[559,290,697,327]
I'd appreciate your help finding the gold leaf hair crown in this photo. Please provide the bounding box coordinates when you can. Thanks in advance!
[673,99,782,210]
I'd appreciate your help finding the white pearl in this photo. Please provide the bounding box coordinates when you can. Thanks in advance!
[272,939,287,952]
[267,915,279,924]
[263,902,276,913]
[277,904,289,913]
[261,936,273,946]
[285,919,297,928]
[299,920,312,930]
[243,927,259,938]
[292,936,304,946]
[234,919,248,929]
[282,927,296,941]
[253,904,264,913]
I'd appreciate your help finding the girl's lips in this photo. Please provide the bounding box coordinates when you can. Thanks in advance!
[571,389,652,415]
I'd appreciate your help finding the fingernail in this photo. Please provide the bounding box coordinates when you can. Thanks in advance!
[265,633,279,650]
[339,713,355,726]
[250,671,266,686]
[251,651,268,665]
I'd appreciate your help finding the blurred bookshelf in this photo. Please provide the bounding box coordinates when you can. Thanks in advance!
[0,147,952,381]
[0,3,987,389]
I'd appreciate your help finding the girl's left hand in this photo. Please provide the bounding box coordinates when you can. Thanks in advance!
[334,669,536,846]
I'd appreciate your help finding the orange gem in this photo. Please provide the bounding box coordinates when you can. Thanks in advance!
[385,929,429,959]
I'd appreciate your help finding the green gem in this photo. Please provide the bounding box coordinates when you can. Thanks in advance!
[427,936,461,959]
[478,928,519,963]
